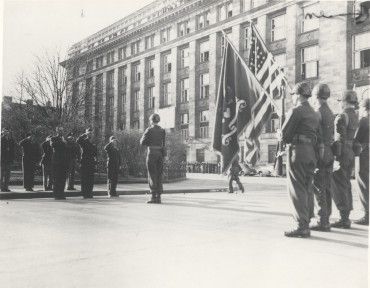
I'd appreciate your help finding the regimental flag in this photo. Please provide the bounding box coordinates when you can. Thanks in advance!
[212,41,262,173]
[244,24,287,165]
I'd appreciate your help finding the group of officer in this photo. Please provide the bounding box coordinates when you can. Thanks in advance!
[281,82,369,238]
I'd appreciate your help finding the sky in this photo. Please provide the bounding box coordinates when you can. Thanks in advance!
[2,0,154,96]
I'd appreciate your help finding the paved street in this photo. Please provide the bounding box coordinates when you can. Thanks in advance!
[0,176,367,288]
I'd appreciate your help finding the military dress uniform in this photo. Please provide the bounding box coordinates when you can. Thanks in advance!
[354,98,369,225]
[311,84,335,231]
[66,137,81,190]
[50,135,68,200]
[282,83,322,238]
[104,140,121,197]
[331,91,359,228]
[140,120,166,204]
[41,139,53,191]
[1,132,15,191]
[19,137,40,191]
[228,159,245,193]
[77,134,97,198]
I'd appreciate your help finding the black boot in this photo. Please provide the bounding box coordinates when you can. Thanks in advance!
[310,219,331,232]
[354,213,369,225]
[331,211,351,229]
[156,194,161,204]
[284,227,310,238]
[147,193,157,204]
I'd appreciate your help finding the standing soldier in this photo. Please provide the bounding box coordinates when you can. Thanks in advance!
[353,98,369,225]
[310,84,335,232]
[228,156,245,193]
[1,128,15,192]
[280,82,322,238]
[140,113,166,204]
[66,133,81,190]
[19,133,40,192]
[40,135,53,191]
[104,136,121,197]
[77,128,97,199]
[331,91,359,229]
[50,127,68,200]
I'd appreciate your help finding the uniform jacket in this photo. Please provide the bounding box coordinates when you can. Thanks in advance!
[1,136,15,164]
[282,101,322,164]
[104,142,121,178]
[140,125,166,154]
[40,140,53,165]
[316,102,335,166]
[19,138,40,164]
[66,140,81,162]
[77,135,97,168]
[355,115,369,161]
[50,136,68,166]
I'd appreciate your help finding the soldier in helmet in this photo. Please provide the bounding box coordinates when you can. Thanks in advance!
[353,97,369,225]
[280,82,322,238]
[310,84,335,232]
[331,90,360,229]
[140,113,166,204]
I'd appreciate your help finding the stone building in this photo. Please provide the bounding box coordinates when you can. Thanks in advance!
[61,0,370,165]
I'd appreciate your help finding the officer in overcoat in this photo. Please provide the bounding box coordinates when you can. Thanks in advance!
[140,113,166,204]
[19,133,40,191]
[1,128,15,192]
[77,128,97,199]
[40,135,53,191]
[104,136,121,197]
[66,133,81,190]
[354,97,369,225]
[310,84,335,232]
[281,82,322,238]
[50,127,68,200]
[331,91,359,229]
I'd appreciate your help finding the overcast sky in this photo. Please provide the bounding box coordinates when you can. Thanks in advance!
[2,0,153,96]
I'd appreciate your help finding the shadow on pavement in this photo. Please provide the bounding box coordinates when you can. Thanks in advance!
[309,235,368,249]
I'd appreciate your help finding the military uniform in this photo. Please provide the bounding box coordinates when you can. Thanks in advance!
[41,139,53,191]
[66,138,81,190]
[77,134,97,198]
[104,141,121,197]
[331,91,359,228]
[354,98,369,225]
[50,135,68,200]
[228,159,244,193]
[1,133,15,191]
[140,121,166,204]
[282,83,321,237]
[19,137,40,191]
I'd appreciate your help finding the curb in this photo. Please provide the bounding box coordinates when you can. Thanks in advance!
[0,188,229,200]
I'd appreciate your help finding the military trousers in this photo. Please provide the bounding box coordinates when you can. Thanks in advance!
[52,163,67,199]
[1,162,11,190]
[332,159,354,213]
[81,165,94,198]
[67,159,76,189]
[313,163,333,224]
[42,163,53,190]
[22,158,35,190]
[356,148,369,215]
[107,166,119,196]
[287,151,315,229]
[146,151,164,197]
[228,175,244,193]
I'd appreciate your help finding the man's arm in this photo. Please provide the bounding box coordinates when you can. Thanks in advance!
[140,128,151,146]
[281,108,299,144]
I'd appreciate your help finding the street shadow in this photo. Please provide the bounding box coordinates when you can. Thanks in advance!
[309,235,368,249]
[330,229,368,238]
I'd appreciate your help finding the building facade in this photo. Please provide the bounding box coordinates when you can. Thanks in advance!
[62,0,370,165]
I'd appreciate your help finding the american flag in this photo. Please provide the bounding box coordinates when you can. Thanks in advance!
[244,24,287,165]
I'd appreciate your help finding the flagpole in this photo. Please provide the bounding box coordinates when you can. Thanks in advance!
[221,30,282,117]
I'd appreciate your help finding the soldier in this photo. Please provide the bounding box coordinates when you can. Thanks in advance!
[40,135,53,191]
[104,136,121,197]
[1,128,15,192]
[353,97,369,225]
[228,156,245,194]
[310,84,335,232]
[331,91,359,229]
[66,133,81,190]
[19,133,40,192]
[50,127,68,200]
[77,128,97,199]
[140,113,166,204]
[280,82,322,238]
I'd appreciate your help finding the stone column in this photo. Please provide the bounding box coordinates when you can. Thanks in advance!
[91,76,96,132]
[125,63,132,130]
[170,47,178,107]
[154,53,161,111]
[113,68,119,132]
[188,40,197,139]
[139,60,145,130]
[101,72,107,139]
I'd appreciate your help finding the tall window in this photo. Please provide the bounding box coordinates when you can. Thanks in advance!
[145,34,155,50]
[107,51,115,65]
[133,90,140,111]
[118,46,126,60]
[147,58,155,78]
[148,87,155,109]
[353,32,370,69]
[96,56,104,69]
[180,47,190,68]
[85,78,93,121]
[181,128,189,141]
[86,60,93,73]
[72,82,79,104]
[178,20,190,37]
[218,2,233,21]
[131,40,140,55]
[106,70,114,93]
[302,3,319,33]
[199,41,209,63]
[73,66,80,78]
[196,11,210,30]
[163,53,172,73]
[163,83,171,106]
[200,73,210,99]
[133,64,141,82]
[160,27,171,43]
[118,66,127,86]
[274,53,287,72]
[180,78,189,103]
[199,110,209,138]
[271,14,285,41]
[181,113,189,124]
[301,45,319,79]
